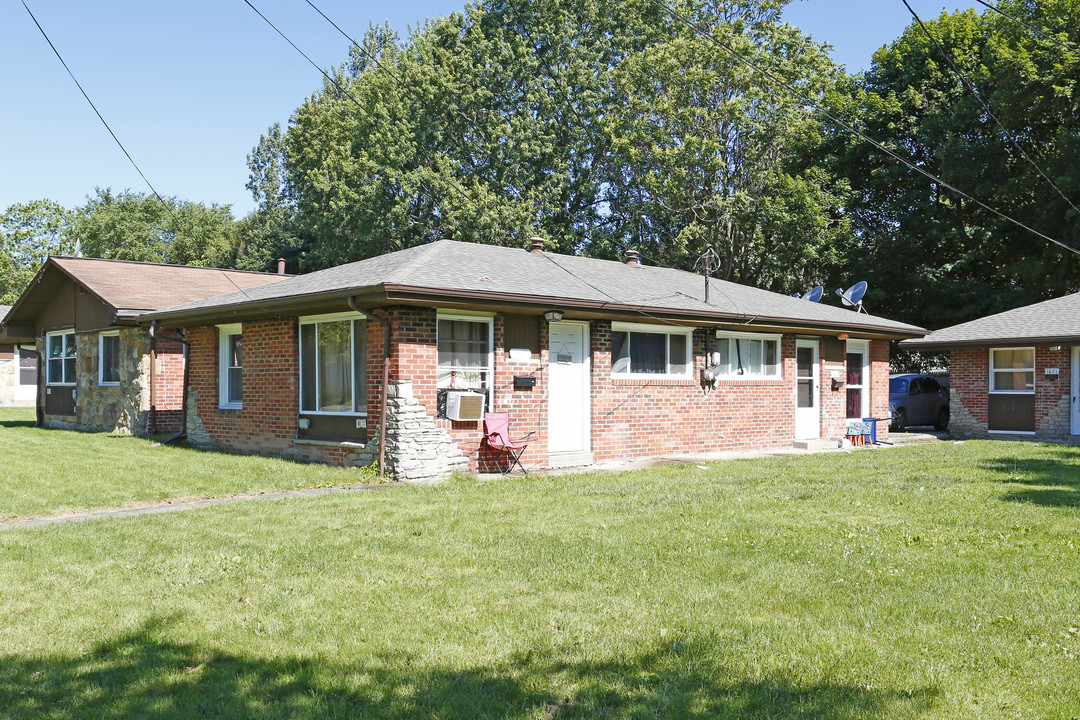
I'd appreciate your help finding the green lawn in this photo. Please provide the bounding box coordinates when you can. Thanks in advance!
[1,411,1078,718]
[0,408,375,521]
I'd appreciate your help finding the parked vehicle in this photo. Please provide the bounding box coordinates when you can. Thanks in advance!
[889,373,949,431]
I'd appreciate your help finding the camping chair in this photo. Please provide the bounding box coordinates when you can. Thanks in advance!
[482,412,535,474]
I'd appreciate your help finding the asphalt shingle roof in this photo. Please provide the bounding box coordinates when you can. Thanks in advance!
[48,257,289,316]
[902,291,1080,349]
[147,240,924,336]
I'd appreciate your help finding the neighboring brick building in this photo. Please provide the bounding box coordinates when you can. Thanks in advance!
[0,257,287,434]
[903,292,1080,441]
[144,239,923,482]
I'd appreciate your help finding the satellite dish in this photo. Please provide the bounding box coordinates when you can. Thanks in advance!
[835,281,868,312]
[803,286,824,303]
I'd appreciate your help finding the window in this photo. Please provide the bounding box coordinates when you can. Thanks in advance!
[845,341,868,418]
[712,332,780,378]
[99,332,120,385]
[991,348,1035,392]
[46,330,76,385]
[18,350,37,386]
[300,316,367,414]
[611,323,692,377]
[437,314,493,389]
[218,324,243,408]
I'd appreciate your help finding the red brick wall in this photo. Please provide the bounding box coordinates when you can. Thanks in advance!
[185,306,896,469]
[870,340,891,442]
[949,345,1073,438]
[152,337,185,434]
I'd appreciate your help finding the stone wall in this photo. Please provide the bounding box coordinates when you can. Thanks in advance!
[72,328,152,434]
[0,355,15,407]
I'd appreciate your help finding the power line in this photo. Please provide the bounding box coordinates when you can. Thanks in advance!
[644,0,1080,257]
[902,0,1080,218]
[972,0,1080,54]
[21,0,168,207]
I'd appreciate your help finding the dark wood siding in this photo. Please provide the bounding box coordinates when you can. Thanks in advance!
[0,344,13,360]
[988,394,1035,432]
[36,279,112,334]
[503,314,540,353]
[822,337,845,364]
[297,414,368,443]
[44,385,76,416]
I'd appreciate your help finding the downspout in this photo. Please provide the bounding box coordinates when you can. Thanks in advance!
[149,320,190,445]
[347,297,389,478]
[148,327,157,435]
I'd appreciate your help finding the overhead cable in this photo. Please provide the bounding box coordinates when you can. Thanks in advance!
[902,0,1080,218]
[972,0,1080,54]
[645,0,1080,256]
[21,0,168,207]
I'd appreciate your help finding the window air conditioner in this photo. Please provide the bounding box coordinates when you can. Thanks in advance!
[445,390,486,421]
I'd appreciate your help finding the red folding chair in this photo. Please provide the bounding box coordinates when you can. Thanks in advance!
[482,412,535,474]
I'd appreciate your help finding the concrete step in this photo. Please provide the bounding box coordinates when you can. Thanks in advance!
[792,438,842,452]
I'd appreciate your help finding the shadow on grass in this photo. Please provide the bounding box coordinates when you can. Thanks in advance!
[0,619,935,719]
[981,450,1080,508]
[0,418,38,429]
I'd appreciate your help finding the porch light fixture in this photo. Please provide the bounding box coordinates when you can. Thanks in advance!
[543,310,564,323]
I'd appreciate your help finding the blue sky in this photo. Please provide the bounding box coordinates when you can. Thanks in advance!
[1,0,977,219]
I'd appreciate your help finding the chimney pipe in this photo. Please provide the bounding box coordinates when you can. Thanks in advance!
[625,249,641,267]
[277,258,286,274]
[529,237,545,255]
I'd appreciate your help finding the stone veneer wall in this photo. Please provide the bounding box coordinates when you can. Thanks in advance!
[0,354,16,407]
[42,328,152,434]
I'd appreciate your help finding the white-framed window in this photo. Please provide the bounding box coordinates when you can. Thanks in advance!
[712,331,781,379]
[437,312,494,390]
[990,347,1035,393]
[845,339,869,419]
[98,331,120,386]
[299,313,367,415]
[46,330,76,386]
[218,324,243,408]
[611,322,693,378]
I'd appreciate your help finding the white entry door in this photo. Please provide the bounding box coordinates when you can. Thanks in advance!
[1072,346,1079,436]
[795,339,820,439]
[548,321,591,464]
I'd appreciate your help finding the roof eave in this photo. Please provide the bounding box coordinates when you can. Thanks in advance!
[902,334,1080,350]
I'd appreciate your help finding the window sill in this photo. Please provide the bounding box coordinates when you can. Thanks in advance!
[294,437,366,449]
[714,377,784,386]
[611,377,697,387]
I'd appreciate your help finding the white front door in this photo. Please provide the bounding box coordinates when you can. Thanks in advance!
[14,347,37,406]
[795,339,821,439]
[1072,346,1079,436]
[548,321,590,463]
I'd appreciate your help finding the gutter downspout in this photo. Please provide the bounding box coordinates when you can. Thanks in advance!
[348,297,389,478]
[149,320,190,445]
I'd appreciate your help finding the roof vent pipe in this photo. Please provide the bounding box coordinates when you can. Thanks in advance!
[625,249,641,267]
[529,237,545,255]
[277,258,286,274]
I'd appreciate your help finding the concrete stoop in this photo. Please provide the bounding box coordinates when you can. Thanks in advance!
[792,438,843,452]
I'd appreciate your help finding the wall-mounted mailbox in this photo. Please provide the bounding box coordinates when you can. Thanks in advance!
[513,375,536,388]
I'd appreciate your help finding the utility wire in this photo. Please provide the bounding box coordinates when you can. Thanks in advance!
[21,0,168,207]
[972,0,1080,54]
[645,0,1080,256]
[902,0,1080,218]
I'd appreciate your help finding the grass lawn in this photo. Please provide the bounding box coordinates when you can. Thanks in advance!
[1,413,1078,718]
[0,408,375,521]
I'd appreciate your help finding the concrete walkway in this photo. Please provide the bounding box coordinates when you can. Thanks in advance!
[0,483,394,531]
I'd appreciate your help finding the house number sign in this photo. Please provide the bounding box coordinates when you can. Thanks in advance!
[1045,367,1060,377]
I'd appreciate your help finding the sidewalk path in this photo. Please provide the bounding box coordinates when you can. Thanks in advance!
[0,483,396,531]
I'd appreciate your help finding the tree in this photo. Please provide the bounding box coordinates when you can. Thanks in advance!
[829,1,1080,329]
[0,199,74,303]
[268,0,850,286]
[71,189,238,268]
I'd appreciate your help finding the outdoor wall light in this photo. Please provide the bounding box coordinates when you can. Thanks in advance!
[543,310,564,323]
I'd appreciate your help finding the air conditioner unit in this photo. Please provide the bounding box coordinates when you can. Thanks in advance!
[445,390,486,421]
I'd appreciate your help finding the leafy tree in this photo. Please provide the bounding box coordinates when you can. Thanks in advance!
[0,199,74,303]
[268,0,849,287]
[71,189,238,268]
[829,1,1080,328]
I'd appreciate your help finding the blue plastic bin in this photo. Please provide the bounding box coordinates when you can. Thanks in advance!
[862,417,886,445]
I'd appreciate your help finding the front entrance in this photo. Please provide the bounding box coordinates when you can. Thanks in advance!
[1072,346,1079,436]
[548,321,591,465]
[795,339,820,439]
